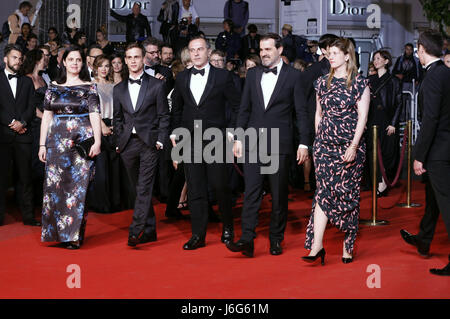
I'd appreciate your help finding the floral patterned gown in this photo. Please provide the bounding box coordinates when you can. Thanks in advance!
[305,74,368,254]
[41,83,100,243]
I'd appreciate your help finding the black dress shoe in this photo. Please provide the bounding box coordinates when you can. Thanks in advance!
[221,227,234,244]
[226,239,254,257]
[429,262,450,276]
[139,231,157,244]
[342,257,353,264]
[127,235,140,247]
[270,241,283,255]
[183,235,206,250]
[400,229,430,256]
[23,219,41,226]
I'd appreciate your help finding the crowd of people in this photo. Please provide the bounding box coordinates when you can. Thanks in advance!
[0,1,449,276]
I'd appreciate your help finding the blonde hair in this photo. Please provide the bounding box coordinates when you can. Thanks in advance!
[180,47,191,67]
[327,37,358,90]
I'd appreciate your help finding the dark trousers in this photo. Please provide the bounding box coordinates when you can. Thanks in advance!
[165,162,186,214]
[120,135,160,237]
[240,153,290,242]
[184,159,233,238]
[0,142,34,224]
[417,160,450,245]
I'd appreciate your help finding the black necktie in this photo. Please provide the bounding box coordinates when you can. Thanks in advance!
[8,73,19,80]
[129,77,142,85]
[263,67,277,75]
[191,68,205,76]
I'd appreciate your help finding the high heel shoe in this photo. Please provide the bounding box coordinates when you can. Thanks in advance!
[302,248,326,265]
[342,257,353,264]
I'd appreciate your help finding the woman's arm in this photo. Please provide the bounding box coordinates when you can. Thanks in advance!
[314,94,322,134]
[88,112,102,157]
[38,110,53,162]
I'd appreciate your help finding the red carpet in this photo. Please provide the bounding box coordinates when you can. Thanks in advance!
[0,181,449,299]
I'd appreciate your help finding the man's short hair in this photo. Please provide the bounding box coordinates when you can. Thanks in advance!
[188,36,211,49]
[319,33,339,50]
[87,44,103,56]
[142,37,161,49]
[160,43,173,52]
[247,24,257,33]
[27,33,38,41]
[211,50,225,58]
[38,44,51,52]
[405,43,414,49]
[19,1,32,10]
[4,44,22,57]
[260,33,283,49]
[418,29,443,58]
[124,42,145,57]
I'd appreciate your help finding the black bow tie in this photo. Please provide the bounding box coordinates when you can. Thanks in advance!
[38,70,48,76]
[8,73,19,80]
[90,71,94,78]
[263,67,277,75]
[191,68,205,76]
[145,65,156,70]
[129,77,142,85]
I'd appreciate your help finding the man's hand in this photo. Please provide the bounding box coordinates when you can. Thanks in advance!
[170,136,177,147]
[173,161,178,170]
[233,140,243,158]
[155,73,166,81]
[297,147,309,165]
[414,160,426,176]
[386,125,396,136]
[9,120,24,133]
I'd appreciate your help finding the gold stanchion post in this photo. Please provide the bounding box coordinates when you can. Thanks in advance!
[361,125,389,226]
[398,120,421,208]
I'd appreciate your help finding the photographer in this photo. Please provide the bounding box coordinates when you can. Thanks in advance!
[215,19,241,60]
[170,13,199,55]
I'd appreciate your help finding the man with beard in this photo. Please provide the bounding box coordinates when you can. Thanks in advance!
[0,44,40,226]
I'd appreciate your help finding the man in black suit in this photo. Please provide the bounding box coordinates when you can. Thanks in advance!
[298,33,338,146]
[110,3,151,43]
[113,43,170,246]
[142,37,174,93]
[226,33,310,257]
[171,36,241,250]
[400,30,450,276]
[0,44,40,226]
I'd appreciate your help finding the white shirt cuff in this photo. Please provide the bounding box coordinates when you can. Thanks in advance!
[298,144,309,149]
[157,141,163,149]
[170,134,176,140]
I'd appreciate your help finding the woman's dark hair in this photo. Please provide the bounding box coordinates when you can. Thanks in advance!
[373,49,393,69]
[56,46,91,84]
[21,23,31,34]
[418,29,443,58]
[73,31,87,46]
[110,52,128,79]
[245,54,262,67]
[223,19,234,31]
[20,49,43,76]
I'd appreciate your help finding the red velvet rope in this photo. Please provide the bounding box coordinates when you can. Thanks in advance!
[376,127,408,188]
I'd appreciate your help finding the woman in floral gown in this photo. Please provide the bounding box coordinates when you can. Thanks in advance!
[302,38,370,264]
[38,46,102,249]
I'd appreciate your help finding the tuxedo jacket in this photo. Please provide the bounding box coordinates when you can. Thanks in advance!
[298,58,330,145]
[236,63,310,155]
[149,64,174,93]
[414,60,450,164]
[113,72,170,152]
[0,69,35,144]
[171,65,240,135]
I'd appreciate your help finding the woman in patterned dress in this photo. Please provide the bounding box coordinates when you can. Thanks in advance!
[302,38,370,264]
[38,46,102,249]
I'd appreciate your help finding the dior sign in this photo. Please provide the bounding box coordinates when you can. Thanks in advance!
[329,0,381,29]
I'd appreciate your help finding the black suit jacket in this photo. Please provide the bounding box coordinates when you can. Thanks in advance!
[110,10,151,43]
[236,63,310,155]
[113,72,170,152]
[171,65,240,135]
[368,73,402,127]
[414,60,450,164]
[145,64,174,93]
[0,70,35,144]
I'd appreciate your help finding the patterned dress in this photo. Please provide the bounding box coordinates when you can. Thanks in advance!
[305,74,368,254]
[41,83,100,243]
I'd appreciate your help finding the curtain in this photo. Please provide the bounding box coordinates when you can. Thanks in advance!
[80,0,109,44]
[37,0,69,44]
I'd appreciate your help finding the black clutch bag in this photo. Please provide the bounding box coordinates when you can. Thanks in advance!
[74,137,95,159]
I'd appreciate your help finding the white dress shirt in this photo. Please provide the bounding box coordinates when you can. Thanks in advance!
[424,58,441,70]
[259,59,308,150]
[190,63,210,105]
[5,68,18,99]
[128,72,163,148]
[144,65,156,77]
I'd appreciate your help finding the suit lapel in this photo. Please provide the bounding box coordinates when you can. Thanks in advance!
[0,71,16,103]
[198,66,216,107]
[134,73,149,113]
[255,67,265,111]
[15,76,24,102]
[265,63,288,111]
